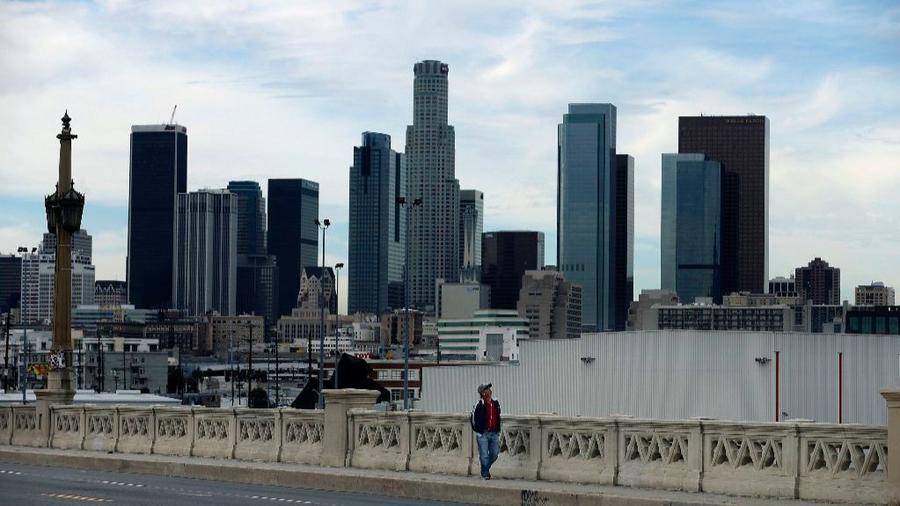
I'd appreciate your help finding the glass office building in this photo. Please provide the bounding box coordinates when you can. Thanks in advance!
[348,132,406,315]
[661,153,723,304]
[127,124,187,310]
[268,178,319,317]
[557,103,618,331]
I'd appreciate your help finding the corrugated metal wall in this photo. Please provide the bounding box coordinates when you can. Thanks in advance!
[417,330,900,425]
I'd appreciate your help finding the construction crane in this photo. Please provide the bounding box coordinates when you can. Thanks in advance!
[169,105,177,125]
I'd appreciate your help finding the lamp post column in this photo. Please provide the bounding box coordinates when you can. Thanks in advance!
[334,262,343,389]
[315,219,330,409]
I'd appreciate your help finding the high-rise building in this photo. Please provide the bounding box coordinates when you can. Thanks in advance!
[20,238,95,324]
[558,103,625,331]
[173,189,237,316]
[0,254,22,314]
[42,229,92,260]
[459,189,484,283]
[661,153,723,304]
[481,231,545,310]
[768,276,797,297]
[614,155,634,330]
[348,132,406,315]
[94,280,128,306]
[678,115,769,295]
[795,257,840,305]
[227,180,278,323]
[517,270,582,339]
[268,178,319,317]
[405,60,460,310]
[855,282,894,306]
[127,124,187,310]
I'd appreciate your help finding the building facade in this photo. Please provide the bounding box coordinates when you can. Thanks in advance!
[517,270,582,339]
[173,189,237,317]
[0,254,22,314]
[94,280,128,306]
[348,132,406,315]
[437,309,530,362]
[654,304,791,332]
[678,115,769,295]
[855,282,895,306]
[268,178,319,317]
[459,189,484,283]
[627,289,679,331]
[481,231,545,311]
[558,103,626,331]
[20,238,95,325]
[661,153,723,304]
[845,305,900,335]
[228,180,278,324]
[436,281,490,320]
[768,276,796,297]
[226,181,267,256]
[297,266,336,315]
[795,257,840,305]
[614,155,634,331]
[127,124,187,310]
[405,60,460,310]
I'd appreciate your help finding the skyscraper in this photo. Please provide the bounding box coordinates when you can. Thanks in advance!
[678,115,769,294]
[614,155,634,330]
[795,257,840,305]
[127,124,187,310]
[459,189,483,283]
[557,103,621,331]
[348,132,406,315]
[19,233,95,324]
[660,153,723,304]
[228,180,278,323]
[0,254,22,314]
[268,178,319,317]
[405,60,460,309]
[173,189,237,316]
[482,231,545,310]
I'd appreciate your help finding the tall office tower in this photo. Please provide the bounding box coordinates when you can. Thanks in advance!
[348,132,406,315]
[557,103,623,331]
[173,189,237,316]
[614,155,634,330]
[660,153,723,304]
[268,178,319,317]
[855,282,895,306]
[405,60,460,310]
[94,280,128,306]
[19,240,95,324]
[482,231,545,310]
[127,124,187,310]
[795,257,840,305]
[42,229,93,260]
[517,270,582,339]
[678,115,769,294]
[0,254,22,314]
[228,180,278,323]
[459,189,484,283]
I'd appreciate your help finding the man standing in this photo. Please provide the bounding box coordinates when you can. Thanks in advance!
[471,383,501,479]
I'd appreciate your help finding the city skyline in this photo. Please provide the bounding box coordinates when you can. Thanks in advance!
[2,1,899,307]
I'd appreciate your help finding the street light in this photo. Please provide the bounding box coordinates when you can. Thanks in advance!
[333,262,344,389]
[396,196,422,410]
[315,218,330,409]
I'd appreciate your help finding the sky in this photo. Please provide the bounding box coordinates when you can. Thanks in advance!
[1,0,899,310]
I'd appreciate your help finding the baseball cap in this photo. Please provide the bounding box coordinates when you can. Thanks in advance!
[477,383,492,395]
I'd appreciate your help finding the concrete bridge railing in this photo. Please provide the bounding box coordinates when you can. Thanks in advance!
[0,388,897,504]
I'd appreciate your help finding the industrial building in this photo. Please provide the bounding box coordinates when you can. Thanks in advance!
[417,330,900,425]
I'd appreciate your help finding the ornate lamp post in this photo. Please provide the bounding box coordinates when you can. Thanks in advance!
[36,111,85,420]
[314,218,330,409]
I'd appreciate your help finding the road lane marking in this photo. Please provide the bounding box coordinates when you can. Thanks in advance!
[42,493,112,503]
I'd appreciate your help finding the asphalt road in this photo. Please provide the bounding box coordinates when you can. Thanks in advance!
[0,461,472,506]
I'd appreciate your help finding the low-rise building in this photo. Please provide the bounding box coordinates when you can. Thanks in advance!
[855,282,895,306]
[627,289,678,330]
[436,280,490,320]
[438,309,529,361]
[845,305,900,335]
[654,303,792,332]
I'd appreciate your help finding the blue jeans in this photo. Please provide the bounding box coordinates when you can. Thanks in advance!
[476,431,500,478]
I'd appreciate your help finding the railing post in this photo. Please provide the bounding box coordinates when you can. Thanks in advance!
[321,388,379,467]
[880,386,900,501]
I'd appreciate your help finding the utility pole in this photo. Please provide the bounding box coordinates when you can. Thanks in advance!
[3,312,10,393]
[397,197,422,410]
[229,332,234,406]
[246,321,254,403]
[274,336,280,406]
[21,328,28,403]
[315,219,330,409]
[334,262,344,389]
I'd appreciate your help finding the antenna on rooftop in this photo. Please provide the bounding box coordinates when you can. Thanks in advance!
[169,105,177,125]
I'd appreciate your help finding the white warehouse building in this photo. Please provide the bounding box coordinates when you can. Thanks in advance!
[417,330,900,425]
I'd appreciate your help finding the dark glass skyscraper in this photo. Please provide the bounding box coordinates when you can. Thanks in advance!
[348,132,406,315]
[678,115,769,295]
[127,124,187,310]
[614,154,634,330]
[0,254,22,314]
[661,154,723,304]
[459,189,483,283]
[268,178,319,317]
[481,231,545,310]
[557,103,620,331]
[228,180,278,323]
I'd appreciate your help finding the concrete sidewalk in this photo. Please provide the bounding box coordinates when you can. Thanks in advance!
[0,446,845,506]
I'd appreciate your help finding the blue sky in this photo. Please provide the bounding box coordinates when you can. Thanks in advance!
[1,0,899,309]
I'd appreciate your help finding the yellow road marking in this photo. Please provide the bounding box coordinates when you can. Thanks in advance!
[42,493,112,503]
